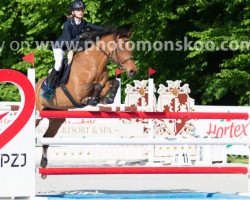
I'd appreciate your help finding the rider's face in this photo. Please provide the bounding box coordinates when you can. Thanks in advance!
[72,9,84,19]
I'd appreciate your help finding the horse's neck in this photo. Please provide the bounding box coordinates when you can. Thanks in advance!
[73,35,114,72]
[73,48,109,71]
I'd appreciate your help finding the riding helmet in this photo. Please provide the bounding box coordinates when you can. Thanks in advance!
[70,0,85,11]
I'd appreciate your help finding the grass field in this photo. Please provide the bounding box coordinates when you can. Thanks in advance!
[227,155,249,164]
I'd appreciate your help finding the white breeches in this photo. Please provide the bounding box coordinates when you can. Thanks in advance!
[53,48,65,71]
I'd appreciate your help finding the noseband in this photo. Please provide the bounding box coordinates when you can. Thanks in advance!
[112,46,134,70]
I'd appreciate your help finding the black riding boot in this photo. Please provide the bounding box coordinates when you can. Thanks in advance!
[41,69,60,100]
[47,68,60,89]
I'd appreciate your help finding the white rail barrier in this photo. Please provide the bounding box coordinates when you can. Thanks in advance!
[38,137,250,146]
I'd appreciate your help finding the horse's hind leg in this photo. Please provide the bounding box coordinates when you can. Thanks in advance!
[36,119,42,127]
[40,118,65,168]
[100,79,120,104]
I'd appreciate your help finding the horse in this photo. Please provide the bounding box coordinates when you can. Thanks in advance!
[35,29,138,168]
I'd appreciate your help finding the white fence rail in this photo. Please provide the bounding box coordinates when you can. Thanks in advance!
[37,137,250,146]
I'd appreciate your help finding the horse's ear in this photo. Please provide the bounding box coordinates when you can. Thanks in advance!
[118,30,132,38]
[127,31,132,38]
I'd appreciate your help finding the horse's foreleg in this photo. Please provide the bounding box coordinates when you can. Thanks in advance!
[100,79,120,104]
[87,83,103,106]
[40,118,65,168]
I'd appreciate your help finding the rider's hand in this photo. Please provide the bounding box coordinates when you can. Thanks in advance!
[80,32,92,39]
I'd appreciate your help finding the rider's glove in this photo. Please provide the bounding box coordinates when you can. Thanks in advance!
[80,32,92,39]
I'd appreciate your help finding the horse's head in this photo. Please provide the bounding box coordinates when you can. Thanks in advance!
[111,30,137,77]
[95,29,137,78]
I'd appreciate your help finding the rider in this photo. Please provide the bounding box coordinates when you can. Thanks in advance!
[42,0,104,100]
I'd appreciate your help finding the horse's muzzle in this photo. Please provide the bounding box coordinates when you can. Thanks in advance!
[129,70,137,77]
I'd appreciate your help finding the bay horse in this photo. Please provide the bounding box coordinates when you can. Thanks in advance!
[36,29,137,168]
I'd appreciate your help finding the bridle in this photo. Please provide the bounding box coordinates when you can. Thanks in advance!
[96,35,134,70]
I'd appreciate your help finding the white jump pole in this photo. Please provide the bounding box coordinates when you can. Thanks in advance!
[27,68,35,87]
[147,78,154,164]
[37,137,250,146]
[113,78,121,105]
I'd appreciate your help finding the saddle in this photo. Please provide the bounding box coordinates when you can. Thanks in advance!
[41,50,92,107]
[55,50,74,88]
[41,57,71,89]
[42,38,93,90]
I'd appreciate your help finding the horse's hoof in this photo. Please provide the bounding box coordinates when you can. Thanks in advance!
[88,98,99,106]
[41,174,47,179]
[104,97,114,104]
[82,97,90,105]
[40,158,48,168]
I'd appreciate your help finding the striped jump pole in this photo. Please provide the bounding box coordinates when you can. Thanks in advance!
[39,111,249,120]
[0,105,20,111]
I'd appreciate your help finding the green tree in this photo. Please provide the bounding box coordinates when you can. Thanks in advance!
[98,0,249,105]
[0,0,249,105]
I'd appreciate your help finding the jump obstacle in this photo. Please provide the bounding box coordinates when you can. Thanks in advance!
[0,69,249,198]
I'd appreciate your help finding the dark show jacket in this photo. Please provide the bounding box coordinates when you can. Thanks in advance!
[54,18,104,51]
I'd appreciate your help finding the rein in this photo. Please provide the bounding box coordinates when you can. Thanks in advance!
[95,35,133,70]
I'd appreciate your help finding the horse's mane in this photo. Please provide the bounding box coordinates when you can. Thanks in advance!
[90,27,131,39]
